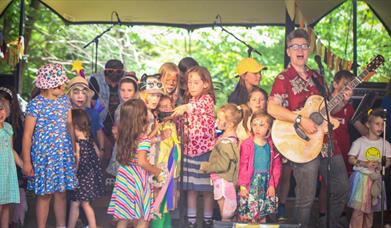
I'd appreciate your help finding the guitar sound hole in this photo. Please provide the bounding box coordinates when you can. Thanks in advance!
[310,112,324,125]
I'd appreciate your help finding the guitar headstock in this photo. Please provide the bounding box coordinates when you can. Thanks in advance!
[362,55,385,81]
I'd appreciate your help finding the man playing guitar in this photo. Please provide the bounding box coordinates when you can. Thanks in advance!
[267,29,353,228]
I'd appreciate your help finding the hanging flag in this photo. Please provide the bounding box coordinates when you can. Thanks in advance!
[330,54,335,70]
[285,0,296,21]
[335,57,342,71]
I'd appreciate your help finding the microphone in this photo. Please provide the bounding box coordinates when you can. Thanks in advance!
[213,15,221,29]
[314,55,324,76]
[114,11,121,25]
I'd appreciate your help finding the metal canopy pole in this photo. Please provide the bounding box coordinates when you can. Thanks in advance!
[15,0,25,93]
[284,9,295,68]
[352,0,358,75]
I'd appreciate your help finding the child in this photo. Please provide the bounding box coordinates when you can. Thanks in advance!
[139,73,163,134]
[0,96,23,228]
[151,95,181,228]
[107,99,164,228]
[159,62,180,104]
[172,66,216,227]
[317,70,368,227]
[67,76,105,157]
[66,76,104,228]
[67,109,104,228]
[22,63,77,228]
[200,103,242,221]
[139,73,164,166]
[348,109,391,228]
[0,87,27,226]
[236,87,268,142]
[106,75,138,176]
[238,111,281,223]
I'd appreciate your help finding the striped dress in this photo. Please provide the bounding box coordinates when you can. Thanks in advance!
[108,137,153,220]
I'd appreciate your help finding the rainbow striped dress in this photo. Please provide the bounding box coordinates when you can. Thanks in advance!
[108,137,153,220]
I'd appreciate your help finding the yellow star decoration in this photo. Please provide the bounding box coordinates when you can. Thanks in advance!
[71,60,84,74]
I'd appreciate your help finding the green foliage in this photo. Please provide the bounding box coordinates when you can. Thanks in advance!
[314,1,391,82]
[0,0,390,108]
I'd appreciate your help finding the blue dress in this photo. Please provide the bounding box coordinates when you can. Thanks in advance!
[26,95,77,195]
[0,122,19,204]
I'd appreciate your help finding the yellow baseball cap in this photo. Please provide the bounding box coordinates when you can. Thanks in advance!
[235,58,266,76]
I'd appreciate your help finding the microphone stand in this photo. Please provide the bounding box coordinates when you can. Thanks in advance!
[324,89,334,228]
[214,15,262,57]
[83,25,114,73]
[381,108,387,228]
[178,118,186,227]
[315,71,334,228]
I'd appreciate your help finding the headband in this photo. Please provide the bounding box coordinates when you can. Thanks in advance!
[0,87,13,99]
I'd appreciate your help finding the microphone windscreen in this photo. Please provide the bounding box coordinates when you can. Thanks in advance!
[314,55,322,65]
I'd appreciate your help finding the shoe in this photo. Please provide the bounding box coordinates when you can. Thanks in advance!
[203,220,213,228]
[318,215,326,228]
[277,204,287,221]
[187,221,197,228]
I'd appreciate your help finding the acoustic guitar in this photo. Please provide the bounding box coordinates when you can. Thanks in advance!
[271,55,385,163]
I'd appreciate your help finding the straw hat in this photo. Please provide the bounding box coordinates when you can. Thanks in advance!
[66,76,94,97]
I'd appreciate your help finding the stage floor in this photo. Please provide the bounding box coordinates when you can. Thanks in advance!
[21,191,389,228]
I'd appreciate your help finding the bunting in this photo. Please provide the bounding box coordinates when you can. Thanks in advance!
[1,36,25,68]
[289,1,352,72]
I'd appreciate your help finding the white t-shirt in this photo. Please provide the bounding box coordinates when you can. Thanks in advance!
[348,136,391,162]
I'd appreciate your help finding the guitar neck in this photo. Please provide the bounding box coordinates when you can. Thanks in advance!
[320,69,370,115]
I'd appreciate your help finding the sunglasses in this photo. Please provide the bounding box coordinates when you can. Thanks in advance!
[288,44,310,50]
[104,68,124,74]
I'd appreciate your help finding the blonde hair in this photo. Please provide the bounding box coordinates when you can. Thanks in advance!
[159,62,179,96]
[220,103,243,127]
[159,62,179,78]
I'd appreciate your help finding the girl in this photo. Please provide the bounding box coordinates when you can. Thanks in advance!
[177,57,199,104]
[68,109,104,228]
[228,58,266,105]
[159,62,180,104]
[139,73,163,136]
[0,87,27,226]
[238,111,281,223]
[22,63,77,228]
[0,96,23,228]
[106,75,138,176]
[200,103,242,221]
[66,76,105,157]
[247,87,267,113]
[151,95,181,228]
[237,87,268,142]
[348,109,391,228]
[172,66,216,227]
[108,99,164,228]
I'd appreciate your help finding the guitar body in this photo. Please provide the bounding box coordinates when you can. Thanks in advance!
[271,95,340,163]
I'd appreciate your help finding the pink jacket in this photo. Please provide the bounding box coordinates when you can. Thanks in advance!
[184,94,216,157]
[237,137,281,190]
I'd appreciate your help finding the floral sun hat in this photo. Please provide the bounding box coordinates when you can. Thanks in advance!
[35,63,69,89]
